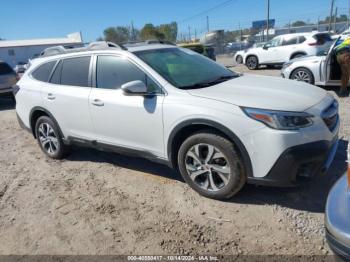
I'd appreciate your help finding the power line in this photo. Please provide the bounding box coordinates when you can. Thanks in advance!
[178,0,236,24]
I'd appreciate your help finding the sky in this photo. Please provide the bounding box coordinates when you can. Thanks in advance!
[1,0,349,42]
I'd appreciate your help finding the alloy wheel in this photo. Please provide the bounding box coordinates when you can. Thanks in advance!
[292,70,311,83]
[185,143,231,192]
[38,123,59,155]
[247,57,257,69]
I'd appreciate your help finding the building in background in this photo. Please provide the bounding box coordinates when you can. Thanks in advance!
[0,32,83,68]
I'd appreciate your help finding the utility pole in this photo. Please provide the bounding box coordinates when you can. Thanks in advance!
[131,21,135,41]
[266,0,270,42]
[317,16,320,31]
[333,7,338,33]
[206,16,210,32]
[188,26,191,42]
[329,0,335,32]
[195,29,197,40]
[288,21,291,33]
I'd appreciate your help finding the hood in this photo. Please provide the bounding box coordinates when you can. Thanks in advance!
[289,55,324,63]
[187,74,327,112]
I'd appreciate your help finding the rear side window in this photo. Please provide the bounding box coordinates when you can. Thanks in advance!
[31,61,56,82]
[282,37,298,46]
[298,36,306,43]
[0,62,14,75]
[60,56,91,87]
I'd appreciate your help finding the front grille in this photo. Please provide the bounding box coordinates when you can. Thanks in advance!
[322,100,339,132]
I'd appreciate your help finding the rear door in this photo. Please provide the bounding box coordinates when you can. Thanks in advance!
[41,56,95,139]
[324,37,342,85]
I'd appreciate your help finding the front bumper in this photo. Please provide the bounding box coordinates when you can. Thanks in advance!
[325,175,350,259]
[248,138,338,187]
[326,229,350,259]
[0,87,13,96]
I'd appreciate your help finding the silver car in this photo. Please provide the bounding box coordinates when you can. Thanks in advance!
[325,141,350,259]
[281,37,344,87]
[0,61,17,98]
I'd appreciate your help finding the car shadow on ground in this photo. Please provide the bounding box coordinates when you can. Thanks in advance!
[231,139,348,213]
[66,147,183,182]
[0,97,15,111]
[66,139,347,213]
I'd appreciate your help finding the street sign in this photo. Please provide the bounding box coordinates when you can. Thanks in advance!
[252,19,275,29]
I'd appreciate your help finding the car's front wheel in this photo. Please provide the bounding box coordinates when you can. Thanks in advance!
[246,56,259,70]
[177,131,246,200]
[290,68,314,84]
[35,116,70,159]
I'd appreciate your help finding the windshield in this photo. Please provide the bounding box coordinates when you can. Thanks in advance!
[134,48,238,89]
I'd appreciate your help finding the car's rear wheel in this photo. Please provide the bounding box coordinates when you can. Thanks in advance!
[35,116,70,159]
[246,56,259,70]
[177,131,246,200]
[290,68,314,84]
[236,55,243,64]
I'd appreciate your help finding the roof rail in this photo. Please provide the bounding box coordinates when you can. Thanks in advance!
[123,39,176,48]
[39,41,126,57]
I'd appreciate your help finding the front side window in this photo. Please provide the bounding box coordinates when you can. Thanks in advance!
[32,61,56,82]
[96,55,160,93]
[134,48,237,89]
[60,56,91,87]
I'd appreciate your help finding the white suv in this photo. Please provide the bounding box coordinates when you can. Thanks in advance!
[15,42,339,200]
[245,32,333,70]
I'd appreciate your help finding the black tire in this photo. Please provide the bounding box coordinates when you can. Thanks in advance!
[291,53,306,60]
[177,131,246,200]
[246,56,259,70]
[236,55,243,64]
[35,116,70,159]
[290,68,315,85]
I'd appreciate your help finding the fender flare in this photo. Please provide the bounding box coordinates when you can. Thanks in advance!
[167,119,253,178]
[29,107,65,139]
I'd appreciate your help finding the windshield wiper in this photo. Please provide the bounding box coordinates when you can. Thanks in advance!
[180,75,238,90]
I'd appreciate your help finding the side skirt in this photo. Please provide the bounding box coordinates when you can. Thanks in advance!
[64,136,170,167]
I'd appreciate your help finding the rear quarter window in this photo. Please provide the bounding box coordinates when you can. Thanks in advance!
[31,61,56,82]
[0,62,14,75]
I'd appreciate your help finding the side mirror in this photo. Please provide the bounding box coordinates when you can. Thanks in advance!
[263,44,269,50]
[121,80,148,95]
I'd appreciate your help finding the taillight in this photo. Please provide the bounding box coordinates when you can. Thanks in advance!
[12,84,20,96]
[308,42,318,46]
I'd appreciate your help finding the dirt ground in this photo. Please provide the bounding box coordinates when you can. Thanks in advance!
[0,57,349,258]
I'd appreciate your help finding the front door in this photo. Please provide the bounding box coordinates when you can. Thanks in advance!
[88,55,165,157]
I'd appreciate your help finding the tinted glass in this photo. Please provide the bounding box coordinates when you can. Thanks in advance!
[298,36,306,43]
[50,60,62,84]
[60,56,91,87]
[314,33,332,45]
[96,56,147,89]
[32,61,56,82]
[282,37,298,46]
[135,48,236,89]
[0,62,14,75]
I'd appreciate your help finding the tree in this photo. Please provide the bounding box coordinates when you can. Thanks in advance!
[140,23,164,40]
[157,22,178,42]
[103,26,131,43]
[291,21,307,27]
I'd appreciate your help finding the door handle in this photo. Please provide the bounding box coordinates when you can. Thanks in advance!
[92,99,104,106]
[47,93,55,100]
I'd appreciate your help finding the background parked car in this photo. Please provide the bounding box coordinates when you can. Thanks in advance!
[325,139,350,260]
[234,42,266,64]
[244,32,333,70]
[0,61,18,99]
[178,43,216,61]
[281,36,347,87]
[14,62,28,74]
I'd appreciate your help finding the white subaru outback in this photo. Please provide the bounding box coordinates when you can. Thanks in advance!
[15,42,339,200]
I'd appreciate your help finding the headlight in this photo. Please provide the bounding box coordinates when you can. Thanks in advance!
[242,107,314,130]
